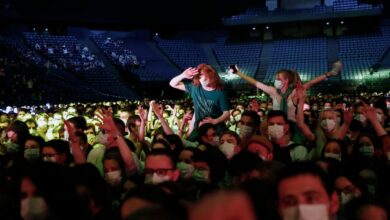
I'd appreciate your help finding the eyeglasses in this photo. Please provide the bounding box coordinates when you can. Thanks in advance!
[144,168,174,176]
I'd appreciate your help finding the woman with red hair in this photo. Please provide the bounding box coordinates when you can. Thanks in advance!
[169,64,230,136]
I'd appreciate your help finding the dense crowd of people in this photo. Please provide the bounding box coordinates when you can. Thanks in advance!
[0,62,389,220]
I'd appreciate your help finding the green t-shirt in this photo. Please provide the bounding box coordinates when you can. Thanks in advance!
[184,82,229,129]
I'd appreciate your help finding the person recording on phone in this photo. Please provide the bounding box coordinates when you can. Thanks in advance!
[169,63,230,138]
[228,61,342,122]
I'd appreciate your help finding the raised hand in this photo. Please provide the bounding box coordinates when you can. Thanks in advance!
[64,119,78,143]
[362,106,377,122]
[200,116,217,125]
[182,67,199,79]
[343,108,353,125]
[95,109,121,137]
[137,105,147,122]
[150,100,163,118]
[330,60,342,76]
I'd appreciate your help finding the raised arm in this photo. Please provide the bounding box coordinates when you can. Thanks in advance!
[169,67,198,91]
[97,110,139,175]
[295,82,316,142]
[334,109,353,140]
[233,66,276,96]
[151,100,174,135]
[363,107,387,137]
[64,119,86,164]
[303,61,342,90]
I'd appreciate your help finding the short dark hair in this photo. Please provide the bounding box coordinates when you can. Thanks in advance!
[241,110,261,128]
[276,162,334,196]
[267,110,288,123]
[67,116,87,131]
[147,149,176,169]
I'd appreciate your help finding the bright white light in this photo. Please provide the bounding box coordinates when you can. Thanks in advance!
[326,22,330,25]
[45,28,48,31]
[340,21,344,24]
[266,26,269,30]
[252,27,256,31]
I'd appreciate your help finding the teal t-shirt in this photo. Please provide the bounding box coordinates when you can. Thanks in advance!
[184,82,229,129]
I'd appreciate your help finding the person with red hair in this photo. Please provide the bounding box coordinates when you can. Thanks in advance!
[169,64,230,136]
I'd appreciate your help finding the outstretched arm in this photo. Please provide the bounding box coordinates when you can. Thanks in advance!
[303,61,342,90]
[233,66,276,96]
[169,67,198,91]
[363,107,387,137]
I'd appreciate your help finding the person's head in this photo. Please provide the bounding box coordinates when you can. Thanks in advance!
[230,109,242,123]
[103,147,126,187]
[71,163,112,218]
[165,134,184,161]
[121,185,187,220]
[245,135,273,161]
[144,149,179,185]
[7,120,30,146]
[197,123,219,147]
[42,139,70,166]
[353,133,379,159]
[127,115,141,134]
[373,100,388,126]
[318,109,340,134]
[274,69,300,90]
[19,162,89,220]
[218,131,241,160]
[354,102,368,126]
[193,63,223,89]
[229,151,264,186]
[344,196,388,220]
[66,116,87,132]
[321,139,347,162]
[277,162,339,220]
[237,110,260,140]
[24,135,45,161]
[151,139,171,151]
[267,110,290,141]
[177,148,202,180]
[118,108,133,126]
[334,171,366,206]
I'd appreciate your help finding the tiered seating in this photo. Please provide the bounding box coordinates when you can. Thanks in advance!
[339,34,390,61]
[213,38,262,84]
[24,32,137,99]
[333,0,377,11]
[265,38,328,83]
[92,34,178,81]
[156,39,208,70]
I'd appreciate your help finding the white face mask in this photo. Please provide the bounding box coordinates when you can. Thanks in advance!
[324,152,341,161]
[96,132,109,146]
[177,162,194,179]
[237,124,253,139]
[219,142,235,159]
[200,77,208,87]
[376,113,383,123]
[144,173,171,185]
[320,119,336,132]
[268,124,284,139]
[282,204,329,220]
[63,130,69,141]
[105,170,122,186]
[234,115,241,122]
[43,156,57,163]
[20,197,49,220]
[354,114,367,124]
[274,79,283,89]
